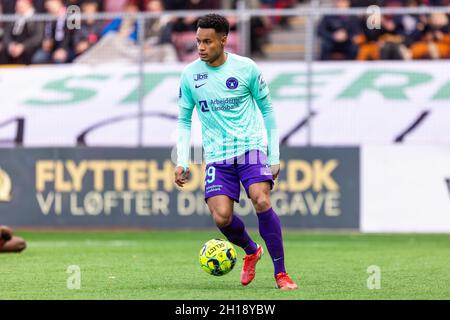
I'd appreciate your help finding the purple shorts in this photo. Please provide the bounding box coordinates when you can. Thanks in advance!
[204,150,274,203]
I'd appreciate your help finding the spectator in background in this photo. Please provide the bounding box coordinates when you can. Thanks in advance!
[144,0,172,44]
[220,0,235,8]
[142,0,177,61]
[187,0,221,9]
[0,0,15,14]
[395,0,427,48]
[225,0,271,57]
[350,0,382,6]
[318,0,360,60]
[380,16,408,59]
[66,0,82,7]
[101,0,139,42]
[76,0,173,63]
[32,0,71,63]
[424,0,450,4]
[103,0,129,12]
[170,0,221,32]
[73,0,104,56]
[1,0,87,16]
[410,12,450,59]
[32,0,47,13]
[259,0,296,27]
[162,0,189,10]
[3,0,44,64]
[248,0,272,57]
[382,0,404,7]
[356,13,409,60]
[36,0,90,12]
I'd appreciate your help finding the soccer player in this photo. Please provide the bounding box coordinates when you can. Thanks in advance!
[0,225,27,253]
[174,14,298,290]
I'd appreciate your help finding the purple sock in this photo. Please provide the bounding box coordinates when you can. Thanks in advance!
[257,207,286,276]
[219,215,258,255]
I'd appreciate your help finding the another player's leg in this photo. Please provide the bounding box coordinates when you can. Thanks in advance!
[248,182,298,290]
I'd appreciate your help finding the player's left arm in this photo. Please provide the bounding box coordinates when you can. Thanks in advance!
[249,62,281,179]
[255,94,281,179]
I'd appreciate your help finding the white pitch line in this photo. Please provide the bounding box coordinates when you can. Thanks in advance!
[28,240,140,248]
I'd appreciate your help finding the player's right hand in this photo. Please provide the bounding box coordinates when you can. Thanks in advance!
[174,166,190,188]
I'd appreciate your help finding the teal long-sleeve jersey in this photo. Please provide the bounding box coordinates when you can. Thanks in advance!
[177,53,280,169]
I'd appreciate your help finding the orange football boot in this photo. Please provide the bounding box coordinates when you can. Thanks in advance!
[275,272,298,290]
[240,245,263,286]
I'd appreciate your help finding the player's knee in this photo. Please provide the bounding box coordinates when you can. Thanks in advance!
[210,208,232,228]
[251,194,271,213]
[214,217,232,228]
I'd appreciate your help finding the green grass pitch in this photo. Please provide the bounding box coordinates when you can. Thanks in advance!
[1,230,450,299]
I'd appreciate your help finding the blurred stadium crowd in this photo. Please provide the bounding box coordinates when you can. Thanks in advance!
[0,0,300,64]
[0,0,449,64]
[319,0,450,60]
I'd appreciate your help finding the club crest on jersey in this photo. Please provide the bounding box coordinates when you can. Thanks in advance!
[199,100,210,112]
[226,77,239,90]
[194,72,208,81]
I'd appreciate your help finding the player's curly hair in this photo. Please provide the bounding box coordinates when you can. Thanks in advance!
[197,14,230,36]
